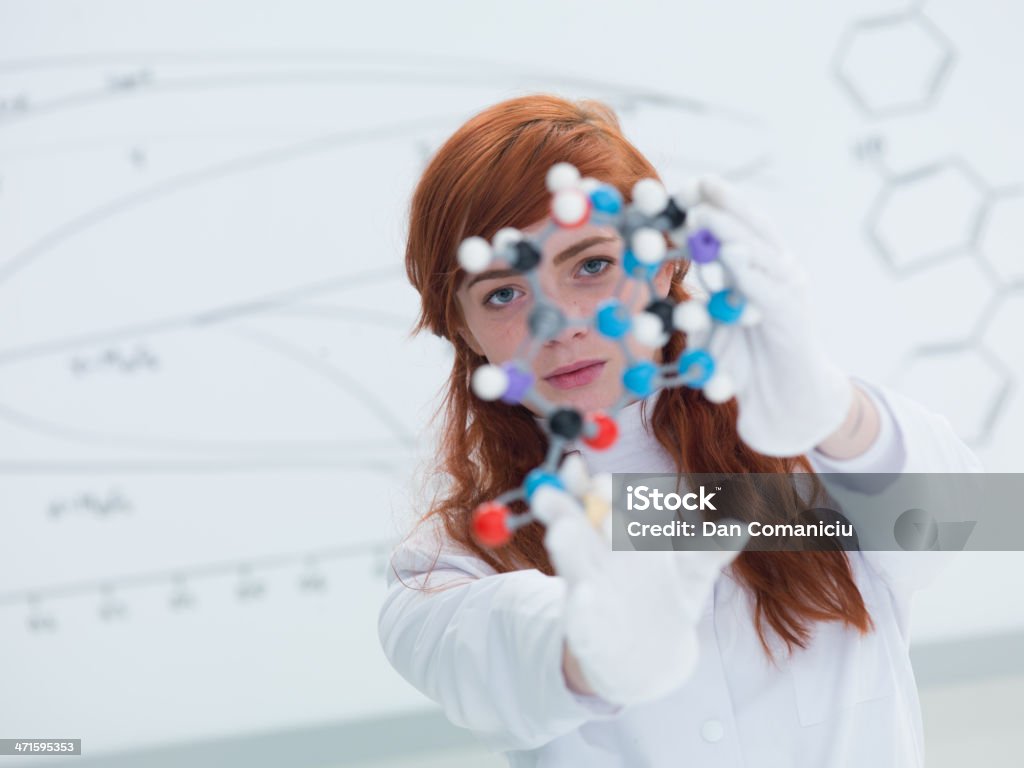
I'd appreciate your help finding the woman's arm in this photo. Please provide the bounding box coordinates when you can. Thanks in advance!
[808,377,984,595]
[377,523,620,753]
[814,382,882,461]
[809,377,905,475]
[562,642,596,696]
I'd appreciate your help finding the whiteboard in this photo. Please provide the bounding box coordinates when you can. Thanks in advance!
[1,0,1022,761]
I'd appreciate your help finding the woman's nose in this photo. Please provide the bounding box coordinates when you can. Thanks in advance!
[541,282,595,319]
[542,313,590,347]
[531,287,596,343]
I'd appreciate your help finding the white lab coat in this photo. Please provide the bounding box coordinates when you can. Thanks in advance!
[378,379,983,767]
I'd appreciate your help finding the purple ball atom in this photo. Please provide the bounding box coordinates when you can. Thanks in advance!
[688,228,721,264]
[500,362,534,404]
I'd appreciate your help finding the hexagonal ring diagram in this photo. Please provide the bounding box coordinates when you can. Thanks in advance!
[835,11,955,117]
[867,160,987,276]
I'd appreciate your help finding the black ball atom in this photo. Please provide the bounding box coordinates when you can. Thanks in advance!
[512,241,541,272]
[645,298,676,333]
[661,197,687,229]
[548,408,584,440]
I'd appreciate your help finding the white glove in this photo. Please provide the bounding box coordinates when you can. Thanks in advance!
[535,485,745,708]
[686,176,855,457]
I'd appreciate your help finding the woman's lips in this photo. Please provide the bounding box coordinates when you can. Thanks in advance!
[544,360,606,390]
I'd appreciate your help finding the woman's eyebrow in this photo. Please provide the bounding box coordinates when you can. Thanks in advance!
[465,235,619,290]
[551,235,619,266]
[466,267,519,290]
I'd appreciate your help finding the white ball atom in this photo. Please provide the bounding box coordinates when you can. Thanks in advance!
[673,180,701,209]
[471,364,509,401]
[546,162,581,193]
[552,189,589,227]
[699,262,727,293]
[632,178,669,218]
[579,176,601,195]
[703,372,736,403]
[457,236,492,274]
[493,227,523,255]
[558,453,591,497]
[684,206,714,233]
[632,227,666,264]
[632,311,668,348]
[531,485,580,525]
[590,472,613,504]
[673,300,711,334]
[739,303,762,326]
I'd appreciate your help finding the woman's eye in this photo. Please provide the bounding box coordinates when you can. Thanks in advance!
[579,258,613,277]
[484,286,524,307]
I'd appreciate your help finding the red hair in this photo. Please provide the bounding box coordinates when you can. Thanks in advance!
[404,94,871,658]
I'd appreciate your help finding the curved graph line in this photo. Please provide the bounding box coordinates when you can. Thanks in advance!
[0,56,769,295]
[227,324,416,449]
[0,265,405,366]
[0,116,460,288]
[0,399,413,457]
[0,457,403,474]
[0,269,419,457]
[0,537,391,607]
[0,50,758,125]
[262,304,414,329]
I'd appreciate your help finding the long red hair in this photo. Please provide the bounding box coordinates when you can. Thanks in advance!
[404,94,871,657]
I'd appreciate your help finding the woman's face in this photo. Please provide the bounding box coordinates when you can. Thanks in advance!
[455,218,674,415]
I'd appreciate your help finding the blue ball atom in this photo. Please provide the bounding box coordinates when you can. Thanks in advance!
[623,361,659,397]
[524,469,564,500]
[596,299,631,339]
[677,349,715,387]
[623,249,659,280]
[707,289,746,324]
[590,184,623,215]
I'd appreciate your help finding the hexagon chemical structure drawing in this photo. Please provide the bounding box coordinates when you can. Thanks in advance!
[460,164,758,549]
[978,190,1024,286]
[834,6,955,118]
[866,158,989,277]
[893,343,1013,446]
[980,288,1024,359]
[867,157,1024,445]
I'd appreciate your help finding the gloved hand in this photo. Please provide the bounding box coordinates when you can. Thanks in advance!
[534,484,745,708]
[685,176,855,457]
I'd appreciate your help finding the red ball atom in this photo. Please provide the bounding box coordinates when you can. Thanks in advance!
[583,411,618,450]
[472,501,512,548]
[550,189,592,229]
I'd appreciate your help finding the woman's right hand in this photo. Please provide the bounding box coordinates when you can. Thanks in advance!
[534,486,746,708]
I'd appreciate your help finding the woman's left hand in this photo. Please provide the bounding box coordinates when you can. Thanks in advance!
[683,176,855,457]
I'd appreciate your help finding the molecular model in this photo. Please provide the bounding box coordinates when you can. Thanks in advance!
[458,163,757,549]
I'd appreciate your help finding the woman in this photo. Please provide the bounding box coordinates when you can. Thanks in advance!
[378,94,981,766]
